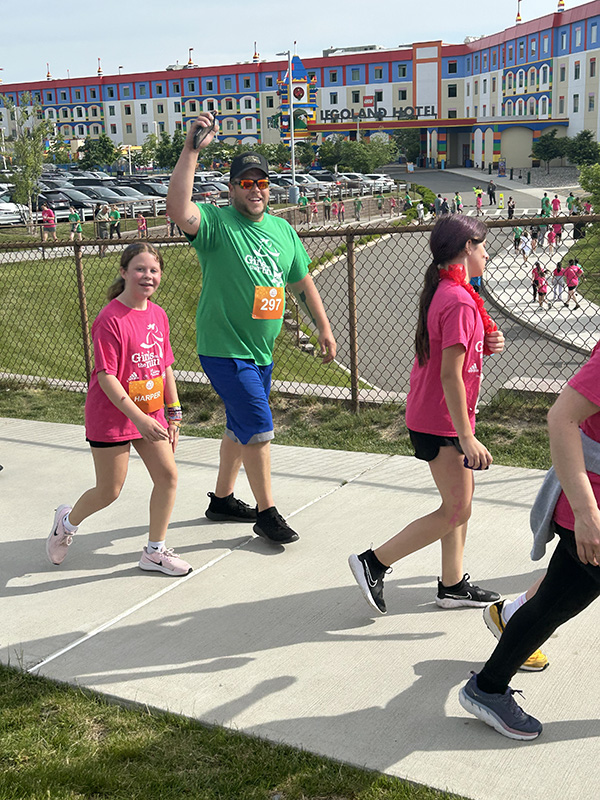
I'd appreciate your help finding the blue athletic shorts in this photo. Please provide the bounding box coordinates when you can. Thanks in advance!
[199,356,274,445]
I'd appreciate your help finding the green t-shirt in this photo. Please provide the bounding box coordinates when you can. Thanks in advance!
[298,195,308,209]
[323,196,332,206]
[68,211,81,229]
[109,209,121,221]
[186,203,310,365]
[566,195,575,211]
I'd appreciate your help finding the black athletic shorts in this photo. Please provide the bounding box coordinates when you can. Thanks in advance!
[408,429,463,462]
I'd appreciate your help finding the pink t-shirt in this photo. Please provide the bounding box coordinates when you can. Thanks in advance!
[405,280,484,436]
[547,230,556,244]
[42,208,55,226]
[551,198,561,212]
[564,264,583,287]
[554,341,600,529]
[85,299,174,442]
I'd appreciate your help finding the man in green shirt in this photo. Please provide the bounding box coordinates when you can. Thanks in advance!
[298,192,309,224]
[109,204,121,239]
[323,194,332,222]
[68,206,82,242]
[354,197,363,221]
[167,114,337,545]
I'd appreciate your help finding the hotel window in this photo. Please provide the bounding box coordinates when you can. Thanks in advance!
[448,84,457,97]
[541,97,548,114]
[226,120,235,131]
[474,105,478,116]
[124,104,131,115]
[157,104,164,114]
[158,121,164,132]
[448,61,457,73]
[483,54,487,69]
[590,94,596,111]
[398,64,407,77]
[206,80,213,91]
[592,23,598,43]
[139,85,146,96]
[266,96,274,108]
[474,81,478,95]
[575,27,582,46]
[308,72,316,81]
[560,64,566,81]
[46,92,52,101]
[559,96,565,113]
[77,125,85,136]
[542,65,549,83]
[466,106,470,116]
[508,45,513,61]
[543,36,549,53]
[110,124,117,133]
[244,98,251,109]
[224,78,232,90]
[175,121,182,130]
[243,78,251,88]
[187,81,195,92]
[474,54,479,69]
[76,107,83,118]
[156,84,164,94]
[398,89,407,100]
[174,101,181,112]
[188,101,196,112]
[561,32,567,50]
[74,90,81,100]
[491,105,496,116]
[225,99,233,110]
[60,91,67,100]
[265,76,273,87]
[508,74,512,89]
[374,67,383,79]
[329,70,338,82]
[483,79,487,93]
[89,89,97,99]
[352,90,360,103]
[573,94,580,112]
[466,83,470,96]
[482,105,486,117]
[125,123,132,133]
[350,68,359,81]
[108,105,115,116]
[92,125,99,134]
[207,100,215,111]
[574,61,581,80]
[140,103,147,114]
[492,51,497,67]
[492,77,496,91]
[107,87,114,98]
[142,123,148,133]
[592,59,597,77]
[91,107,98,117]
[448,110,457,118]
[375,90,383,102]
[531,40,536,56]
[330,92,338,103]
[466,57,471,71]
[519,41,524,59]
[518,71,524,88]
[529,99,536,115]
[47,109,54,118]
[245,118,253,130]
[123,87,130,97]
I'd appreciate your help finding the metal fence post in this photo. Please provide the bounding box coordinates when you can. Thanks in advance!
[346,233,360,413]
[74,244,93,384]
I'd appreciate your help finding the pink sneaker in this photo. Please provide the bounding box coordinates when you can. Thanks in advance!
[46,505,73,565]
[138,546,192,576]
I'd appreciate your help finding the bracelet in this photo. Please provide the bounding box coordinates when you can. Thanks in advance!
[170,420,182,429]
[167,403,183,422]
[167,402,181,409]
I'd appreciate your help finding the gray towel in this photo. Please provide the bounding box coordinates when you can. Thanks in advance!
[530,430,600,560]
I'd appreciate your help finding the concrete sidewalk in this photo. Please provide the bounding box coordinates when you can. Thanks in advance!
[3,417,600,800]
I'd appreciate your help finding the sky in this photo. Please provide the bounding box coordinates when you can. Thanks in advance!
[1,0,595,86]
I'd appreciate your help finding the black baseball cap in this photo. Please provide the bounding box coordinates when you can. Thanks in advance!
[229,152,269,182]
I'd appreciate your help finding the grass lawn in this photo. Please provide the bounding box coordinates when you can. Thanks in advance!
[566,224,600,303]
[0,217,166,243]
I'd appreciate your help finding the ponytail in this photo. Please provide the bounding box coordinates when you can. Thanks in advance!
[415,261,440,366]
[107,276,126,301]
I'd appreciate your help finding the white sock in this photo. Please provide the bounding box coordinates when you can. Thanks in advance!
[63,513,78,533]
[502,592,528,624]
[147,540,166,553]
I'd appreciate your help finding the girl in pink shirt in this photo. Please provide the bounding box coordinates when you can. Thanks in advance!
[46,242,192,578]
[349,215,505,614]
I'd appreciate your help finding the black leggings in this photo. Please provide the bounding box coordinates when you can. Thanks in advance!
[477,525,600,694]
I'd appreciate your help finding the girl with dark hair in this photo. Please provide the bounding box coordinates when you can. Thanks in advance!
[46,243,191,577]
[349,215,505,614]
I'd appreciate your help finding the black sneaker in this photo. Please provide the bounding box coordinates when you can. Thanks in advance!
[348,550,391,615]
[436,573,500,609]
[253,507,299,544]
[205,492,257,523]
[459,673,542,740]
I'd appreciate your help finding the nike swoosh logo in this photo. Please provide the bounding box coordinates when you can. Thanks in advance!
[364,563,377,588]
[445,591,472,600]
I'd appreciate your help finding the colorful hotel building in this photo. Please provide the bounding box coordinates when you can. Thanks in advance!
[1,0,599,168]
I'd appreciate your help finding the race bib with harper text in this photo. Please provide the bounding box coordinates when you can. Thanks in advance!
[128,376,164,414]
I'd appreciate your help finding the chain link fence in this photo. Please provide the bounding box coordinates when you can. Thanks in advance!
[1,212,598,411]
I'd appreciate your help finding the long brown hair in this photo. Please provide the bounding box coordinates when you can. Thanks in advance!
[107,242,164,301]
[415,215,487,366]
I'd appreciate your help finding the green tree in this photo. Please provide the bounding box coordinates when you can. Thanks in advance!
[170,129,186,167]
[130,133,158,169]
[317,135,345,170]
[531,129,568,173]
[390,129,421,162]
[578,163,600,209]
[566,129,600,166]
[295,141,316,169]
[45,132,72,165]
[4,92,53,227]
[78,133,120,170]
[155,131,173,169]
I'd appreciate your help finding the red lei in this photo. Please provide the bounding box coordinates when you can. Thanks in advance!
[438,264,497,334]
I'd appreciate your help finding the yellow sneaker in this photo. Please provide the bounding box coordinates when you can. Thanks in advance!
[483,601,549,672]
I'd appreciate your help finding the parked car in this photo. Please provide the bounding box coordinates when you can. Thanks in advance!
[118,180,168,198]
[364,173,396,191]
[69,176,116,188]
[40,179,75,190]
[33,190,72,214]
[0,197,27,224]
[338,173,375,193]
[191,183,221,203]
[51,187,97,217]
[108,186,163,214]
[75,186,129,211]
[194,181,229,200]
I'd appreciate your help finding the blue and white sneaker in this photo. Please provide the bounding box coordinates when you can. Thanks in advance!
[459,673,542,740]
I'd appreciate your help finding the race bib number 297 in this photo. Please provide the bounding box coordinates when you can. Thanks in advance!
[252,286,285,320]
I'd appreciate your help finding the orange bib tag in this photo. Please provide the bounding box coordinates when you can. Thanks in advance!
[252,286,285,320]
[128,376,164,414]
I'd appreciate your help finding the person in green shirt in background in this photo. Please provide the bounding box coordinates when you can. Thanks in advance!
[354,197,363,221]
[68,206,82,242]
[109,204,122,239]
[298,192,309,224]
[167,114,337,545]
[323,193,332,222]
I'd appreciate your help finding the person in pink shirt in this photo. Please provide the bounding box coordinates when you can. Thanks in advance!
[551,195,561,214]
[349,215,505,614]
[564,258,584,309]
[46,242,192,577]
[546,227,556,255]
[552,222,563,247]
[536,267,549,309]
[41,203,57,242]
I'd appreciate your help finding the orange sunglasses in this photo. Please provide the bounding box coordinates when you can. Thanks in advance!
[235,178,270,190]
